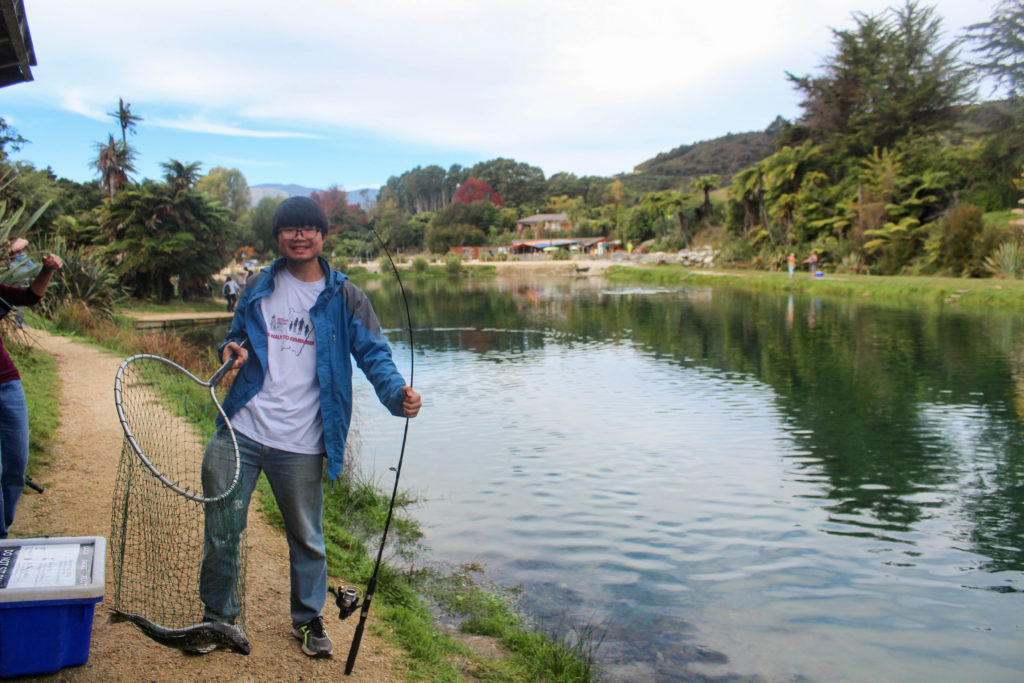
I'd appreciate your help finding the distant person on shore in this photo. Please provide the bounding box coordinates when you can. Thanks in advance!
[805,251,818,277]
[0,251,63,538]
[198,196,421,658]
[223,277,240,312]
[787,252,796,279]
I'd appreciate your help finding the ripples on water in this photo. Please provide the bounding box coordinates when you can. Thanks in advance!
[353,283,1024,682]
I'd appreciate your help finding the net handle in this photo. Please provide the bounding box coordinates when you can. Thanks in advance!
[113,353,241,504]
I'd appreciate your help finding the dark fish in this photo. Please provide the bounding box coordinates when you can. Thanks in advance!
[114,611,251,655]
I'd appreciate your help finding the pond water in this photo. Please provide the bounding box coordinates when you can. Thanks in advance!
[191,272,1024,682]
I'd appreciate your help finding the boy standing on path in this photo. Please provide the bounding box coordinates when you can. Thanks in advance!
[199,197,421,658]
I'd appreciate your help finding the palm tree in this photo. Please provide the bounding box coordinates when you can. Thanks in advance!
[731,165,771,238]
[641,190,692,246]
[92,135,136,200]
[108,98,143,147]
[768,192,799,241]
[689,175,721,221]
[161,160,203,194]
[764,141,821,195]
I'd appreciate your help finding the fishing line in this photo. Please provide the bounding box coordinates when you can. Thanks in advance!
[342,228,414,676]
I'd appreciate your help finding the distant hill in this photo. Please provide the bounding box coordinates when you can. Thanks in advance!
[248,184,315,204]
[631,130,780,189]
[249,124,782,208]
[249,184,379,209]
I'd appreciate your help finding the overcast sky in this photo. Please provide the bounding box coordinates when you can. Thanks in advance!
[2,0,996,191]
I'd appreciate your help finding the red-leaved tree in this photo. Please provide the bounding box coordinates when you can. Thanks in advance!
[310,185,349,233]
[454,177,502,207]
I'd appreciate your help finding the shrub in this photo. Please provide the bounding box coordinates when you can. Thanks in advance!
[650,234,689,252]
[444,254,463,276]
[331,256,350,273]
[425,222,486,255]
[935,204,985,276]
[837,251,868,274]
[714,234,757,266]
[984,242,1024,279]
[411,256,429,273]
[36,236,124,320]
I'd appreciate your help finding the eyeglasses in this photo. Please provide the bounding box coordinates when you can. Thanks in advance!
[279,227,321,238]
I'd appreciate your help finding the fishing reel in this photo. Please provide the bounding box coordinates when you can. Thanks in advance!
[328,584,361,620]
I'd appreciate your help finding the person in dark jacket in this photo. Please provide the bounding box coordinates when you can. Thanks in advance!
[0,250,62,538]
[198,197,421,658]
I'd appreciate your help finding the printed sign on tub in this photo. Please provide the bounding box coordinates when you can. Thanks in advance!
[0,543,94,589]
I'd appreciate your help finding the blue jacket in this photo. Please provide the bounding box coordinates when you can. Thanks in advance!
[216,257,407,479]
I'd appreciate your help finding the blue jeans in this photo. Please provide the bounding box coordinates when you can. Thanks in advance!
[200,429,327,626]
[0,380,29,539]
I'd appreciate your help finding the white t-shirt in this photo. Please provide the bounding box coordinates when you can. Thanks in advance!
[230,269,326,454]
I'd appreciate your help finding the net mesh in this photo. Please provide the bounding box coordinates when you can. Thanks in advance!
[110,355,247,630]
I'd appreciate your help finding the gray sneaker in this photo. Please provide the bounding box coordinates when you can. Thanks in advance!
[292,616,333,657]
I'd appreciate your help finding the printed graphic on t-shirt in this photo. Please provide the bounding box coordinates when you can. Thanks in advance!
[268,308,315,356]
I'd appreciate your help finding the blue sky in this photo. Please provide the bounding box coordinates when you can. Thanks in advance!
[2,0,995,192]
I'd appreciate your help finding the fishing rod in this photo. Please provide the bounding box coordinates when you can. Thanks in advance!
[336,229,414,676]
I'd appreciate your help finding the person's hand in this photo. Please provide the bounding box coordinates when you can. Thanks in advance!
[401,386,421,418]
[222,341,248,370]
[41,253,63,271]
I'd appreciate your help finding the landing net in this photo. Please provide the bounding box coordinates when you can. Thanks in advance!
[110,355,247,631]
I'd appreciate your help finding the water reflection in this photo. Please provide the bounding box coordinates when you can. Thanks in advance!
[183,273,1024,680]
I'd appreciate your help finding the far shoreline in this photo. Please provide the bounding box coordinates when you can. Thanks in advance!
[121,254,1024,319]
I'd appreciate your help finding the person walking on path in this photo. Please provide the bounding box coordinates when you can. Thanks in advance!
[198,197,421,659]
[0,251,62,538]
[223,277,240,312]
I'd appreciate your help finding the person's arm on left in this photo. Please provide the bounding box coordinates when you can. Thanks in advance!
[29,253,62,298]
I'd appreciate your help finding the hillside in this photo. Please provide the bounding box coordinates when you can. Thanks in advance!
[631,129,780,188]
[248,183,315,203]
[249,184,379,208]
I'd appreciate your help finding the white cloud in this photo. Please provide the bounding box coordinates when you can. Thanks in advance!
[150,116,320,139]
[16,0,996,183]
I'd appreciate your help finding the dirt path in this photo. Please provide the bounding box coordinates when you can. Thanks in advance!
[8,329,404,682]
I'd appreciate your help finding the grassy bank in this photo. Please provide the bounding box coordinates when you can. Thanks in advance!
[605,265,1024,311]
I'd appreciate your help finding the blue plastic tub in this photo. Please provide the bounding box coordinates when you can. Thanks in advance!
[0,537,105,678]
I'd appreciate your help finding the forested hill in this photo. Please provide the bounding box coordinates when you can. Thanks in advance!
[631,129,779,186]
